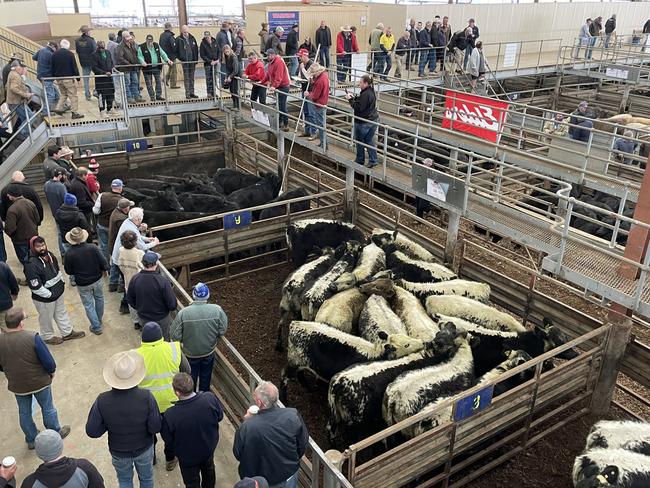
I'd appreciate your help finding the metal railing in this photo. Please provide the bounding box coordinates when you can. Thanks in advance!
[0,99,44,158]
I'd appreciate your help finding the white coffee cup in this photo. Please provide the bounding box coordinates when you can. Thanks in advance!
[247,405,259,415]
[2,456,15,468]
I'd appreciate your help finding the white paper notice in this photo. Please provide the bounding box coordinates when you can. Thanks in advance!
[427,179,449,202]
[251,108,271,127]
[502,43,518,68]
[351,53,368,83]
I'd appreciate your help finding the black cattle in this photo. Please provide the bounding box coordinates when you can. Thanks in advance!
[179,193,240,214]
[286,219,367,266]
[126,178,173,192]
[259,188,310,220]
[121,187,148,204]
[139,188,184,212]
[147,210,220,241]
[213,168,262,195]
[228,171,281,209]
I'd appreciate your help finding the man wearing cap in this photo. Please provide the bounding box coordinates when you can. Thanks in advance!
[51,39,84,120]
[25,237,85,345]
[2,52,22,87]
[315,20,332,67]
[108,197,133,292]
[33,41,59,108]
[200,31,219,98]
[94,178,125,264]
[296,48,314,139]
[286,23,300,76]
[116,32,145,104]
[44,169,68,258]
[75,25,97,101]
[5,59,35,136]
[86,159,100,196]
[112,207,159,270]
[234,381,309,488]
[176,25,199,99]
[160,22,180,89]
[22,429,104,487]
[464,19,479,70]
[137,34,173,102]
[4,190,40,268]
[569,101,595,143]
[264,27,284,57]
[69,167,95,227]
[171,283,228,392]
[136,322,191,472]
[260,49,291,131]
[336,26,359,82]
[86,350,161,488]
[42,145,70,182]
[0,307,72,449]
[1,171,43,224]
[55,193,91,273]
[305,63,329,148]
[244,51,266,105]
[162,373,224,487]
[127,252,176,335]
[63,227,108,335]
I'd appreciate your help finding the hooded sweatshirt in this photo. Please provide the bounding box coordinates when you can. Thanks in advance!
[24,237,65,303]
[21,457,104,488]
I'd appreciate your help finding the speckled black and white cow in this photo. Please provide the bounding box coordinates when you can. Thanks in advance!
[425,295,526,333]
[371,229,436,262]
[382,335,474,436]
[586,421,650,456]
[573,448,650,488]
[282,321,425,399]
[286,219,366,266]
[276,248,337,351]
[314,288,367,334]
[387,251,457,283]
[327,322,462,445]
[331,243,386,292]
[391,286,440,342]
[300,241,363,321]
[358,294,407,344]
[397,278,491,303]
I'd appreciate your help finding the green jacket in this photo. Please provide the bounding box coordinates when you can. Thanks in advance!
[170,301,228,358]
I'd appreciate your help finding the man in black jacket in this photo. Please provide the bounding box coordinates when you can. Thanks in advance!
[286,23,300,76]
[63,227,108,335]
[314,20,332,67]
[51,39,83,120]
[69,167,94,225]
[406,18,417,69]
[55,192,91,286]
[176,25,199,99]
[42,145,71,182]
[200,31,219,97]
[463,19,479,70]
[0,261,18,327]
[604,14,616,48]
[22,429,104,488]
[75,25,97,101]
[418,21,433,77]
[234,381,308,487]
[0,170,43,223]
[86,350,161,488]
[127,251,177,337]
[162,373,223,488]
[160,22,180,88]
[25,236,85,345]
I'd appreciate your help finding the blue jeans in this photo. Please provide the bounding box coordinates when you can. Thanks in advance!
[276,85,289,127]
[188,354,215,392]
[15,386,61,443]
[43,79,59,110]
[112,444,154,488]
[382,53,392,79]
[289,56,299,76]
[0,233,6,262]
[124,70,141,100]
[337,55,351,82]
[303,98,316,135]
[77,278,104,332]
[270,472,298,488]
[109,262,122,286]
[61,242,75,285]
[354,122,378,166]
[373,52,385,75]
[312,105,326,147]
[604,33,612,48]
[96,224,109,260]
[13,242,30,265]
[319,46,329,67]
[419,49,435,74]
[10,103,35,137]
[82,66,92,98]
[464,45,472,69]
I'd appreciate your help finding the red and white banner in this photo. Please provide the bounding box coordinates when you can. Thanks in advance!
[441,90,510,143]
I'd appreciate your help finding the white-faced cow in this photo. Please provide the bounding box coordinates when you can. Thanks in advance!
[358,294,407,345]
[573,448,650,488]
[397,278,491,303]
[586,421,650,456]
[391,285,440,342]
[314,287,367,334]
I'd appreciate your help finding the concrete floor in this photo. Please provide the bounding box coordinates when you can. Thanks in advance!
[0,198,240,487]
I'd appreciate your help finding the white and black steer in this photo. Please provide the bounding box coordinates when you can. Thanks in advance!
[332,243,386,292]
[391,286,440,342]
[314,288,367,334]
[327,322,463,445]
[300,241,362,321]
[371,229,436,262]
[387,251,457,283]
[358,294,407,344]
[586,420,650,456]
[573,448,650,488]
[425,295,526,333]
[276,248,337,350]
[286,219,366,266]
[397,278,491,303]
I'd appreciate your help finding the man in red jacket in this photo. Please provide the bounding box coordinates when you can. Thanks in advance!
[305,63,329,149]
[260,48,291,131]
[244,51,266,105]
[336,25,359,82]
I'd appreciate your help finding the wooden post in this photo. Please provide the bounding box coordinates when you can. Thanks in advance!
[323,450,345,488]
[178,265,191,290]
[344,166,355,222]
[590,318,632,416]
[444,210,461,265]
[177,0,188,28]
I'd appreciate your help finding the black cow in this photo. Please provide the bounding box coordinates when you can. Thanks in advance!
[286,219,367,266]
[121,187,148,204]
[126,178,173,192]
[259,187,310,220]
[147,210,220,241]
[139,188,184,212]
[213,168,262,195]
[228,171,281,209]
[179,193,240,214]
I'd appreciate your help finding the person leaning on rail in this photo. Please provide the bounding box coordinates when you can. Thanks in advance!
[346,74,379,168]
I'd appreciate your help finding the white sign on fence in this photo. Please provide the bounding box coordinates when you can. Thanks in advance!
[605,67,630,80]
[427,179,449,202]
[502,43,519,68]
[251,108,271,127]
[351,53,368,83]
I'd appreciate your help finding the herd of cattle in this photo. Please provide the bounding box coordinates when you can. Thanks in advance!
[120,168,310,240]
[573,420,650,487]
[278,219,579,446]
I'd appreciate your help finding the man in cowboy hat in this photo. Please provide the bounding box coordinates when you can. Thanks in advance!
[75,25,97,101]
[305,63,329,148]
[63,227,108,335]
[336,25,359,82]
[56,145,75,175]
[86,350,161,487]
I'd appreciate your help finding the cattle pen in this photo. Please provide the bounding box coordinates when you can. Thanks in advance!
[146,138,643,487]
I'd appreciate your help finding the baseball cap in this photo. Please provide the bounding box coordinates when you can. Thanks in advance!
[117,198,134,209]
[297,48,309,57]
[142,251,161,266]
[146,34,154,41]
[111,178,124,188]
[292,23,299,28]
[234,478,270,488]
[266,48,276,56]
[204,31,211,36]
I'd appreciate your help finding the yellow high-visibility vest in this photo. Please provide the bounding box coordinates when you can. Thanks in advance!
[137,339,182,413]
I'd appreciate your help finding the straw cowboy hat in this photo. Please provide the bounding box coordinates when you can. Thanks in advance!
[58,146,74,157]
[308,63,326,78]
[340,26,352,32]
[65,227,89,245]
[103,350,146,390]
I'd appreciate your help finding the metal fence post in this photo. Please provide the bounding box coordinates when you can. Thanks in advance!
[323,450,345,488]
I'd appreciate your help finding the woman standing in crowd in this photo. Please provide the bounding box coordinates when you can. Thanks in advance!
[222,45,241,110]
[91,41,117,118]
[346,74,379,168]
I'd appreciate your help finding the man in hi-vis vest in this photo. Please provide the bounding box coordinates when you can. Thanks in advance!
[137,321,191,472]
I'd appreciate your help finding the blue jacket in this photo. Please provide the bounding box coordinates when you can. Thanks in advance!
[0,262,18,312]
[161,392,224,467]
[32,46,55,80]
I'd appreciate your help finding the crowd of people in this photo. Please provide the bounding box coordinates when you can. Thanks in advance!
[0,146,310,488]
